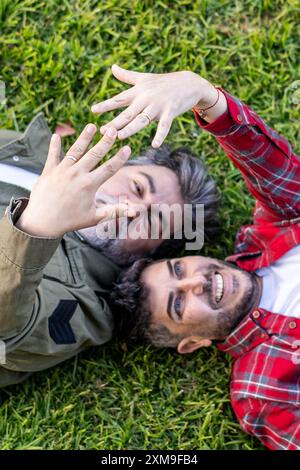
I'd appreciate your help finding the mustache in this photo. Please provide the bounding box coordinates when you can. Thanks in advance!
[202,263,221,295]
[203,273,215,310]
[202,264,225,309]
[95,193,119,205]
[203,274,213,294]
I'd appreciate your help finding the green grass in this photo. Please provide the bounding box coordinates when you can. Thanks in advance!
[0,0,299,450]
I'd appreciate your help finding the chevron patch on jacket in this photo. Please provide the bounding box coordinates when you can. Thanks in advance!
[48,300,77,345]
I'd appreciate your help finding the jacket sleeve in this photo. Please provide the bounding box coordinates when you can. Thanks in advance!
[0,197,114,380]
[194,89,300,223]
[233,396,300,450]
[0,197,61,344]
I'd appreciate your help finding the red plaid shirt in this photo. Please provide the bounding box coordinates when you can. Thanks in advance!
[194,90,300,450]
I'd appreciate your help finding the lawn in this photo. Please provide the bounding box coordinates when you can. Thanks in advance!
[0,0,299,450]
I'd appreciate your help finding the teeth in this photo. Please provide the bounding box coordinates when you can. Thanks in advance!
[215,273,224,303]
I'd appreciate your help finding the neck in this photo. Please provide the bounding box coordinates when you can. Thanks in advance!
[251,273,263,312]
[241,273,263,321]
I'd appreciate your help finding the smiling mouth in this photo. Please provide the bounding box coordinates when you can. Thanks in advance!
[215,272,224,303]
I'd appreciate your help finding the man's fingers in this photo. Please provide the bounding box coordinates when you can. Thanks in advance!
[43,134,61,173]
[99,101,145,134]
[91,88,134,115]
[63,124,97,165]
[78,127,118,171]
[91,65,149,115]
[152,115,173,148]
[91,145,131,186]
[117,106,155,140]
[95,202,136,223]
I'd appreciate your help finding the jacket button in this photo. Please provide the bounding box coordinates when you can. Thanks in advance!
[261,333,267,339]
[252,310,260,319]
[289,321,297,329]
[12,155,20,162]
[237,114,243,122]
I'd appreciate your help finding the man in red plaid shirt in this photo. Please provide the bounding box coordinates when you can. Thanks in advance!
[98,65,300,450]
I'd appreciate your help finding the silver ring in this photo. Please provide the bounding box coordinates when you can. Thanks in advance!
[140,111,152,124]
[66,155,78,163]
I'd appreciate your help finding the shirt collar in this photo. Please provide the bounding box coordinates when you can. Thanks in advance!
[217,308,271,359]
[217,306,300,358]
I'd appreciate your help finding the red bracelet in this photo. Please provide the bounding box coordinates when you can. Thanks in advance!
[193,87,220,118]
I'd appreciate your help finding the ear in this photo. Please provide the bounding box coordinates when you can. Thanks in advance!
[177,336,212,354]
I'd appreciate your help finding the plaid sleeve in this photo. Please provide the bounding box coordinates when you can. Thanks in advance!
[233,397,300,450]
[194,89,300,221]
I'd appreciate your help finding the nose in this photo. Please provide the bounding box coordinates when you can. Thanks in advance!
[176,275,206,296]
[125,199,152,225]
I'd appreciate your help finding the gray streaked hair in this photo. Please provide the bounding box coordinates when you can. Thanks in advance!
[126,144,220,259]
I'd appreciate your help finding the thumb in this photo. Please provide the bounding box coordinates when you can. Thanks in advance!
[111,64,142,85]
[96,203,137,223]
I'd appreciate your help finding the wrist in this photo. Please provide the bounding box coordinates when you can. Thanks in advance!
[15,208,62,238]
[193,80,228,124]
[195,78,217,109]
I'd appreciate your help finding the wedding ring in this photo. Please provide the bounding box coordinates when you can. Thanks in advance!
[140,111,152,124]
[66,155,78,163]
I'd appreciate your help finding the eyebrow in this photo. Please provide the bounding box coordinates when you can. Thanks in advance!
[167,291,174,320]
[138,171,156,194]
[166,260,175,320]
[167,259,174,278]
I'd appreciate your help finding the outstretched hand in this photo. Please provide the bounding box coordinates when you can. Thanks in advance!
[16,124,134,237]
[91,65,208,148]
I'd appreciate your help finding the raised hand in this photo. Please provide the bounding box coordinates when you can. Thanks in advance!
[16,125,133,237]
[91,65,214,148]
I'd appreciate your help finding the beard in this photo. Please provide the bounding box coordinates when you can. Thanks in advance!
[77,224,144,267]
[214,272,258,339]
[196,261,260,340]
[77,191,152,267]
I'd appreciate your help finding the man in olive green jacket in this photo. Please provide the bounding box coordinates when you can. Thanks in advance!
[0,116,134,388]
[0,67,220,388]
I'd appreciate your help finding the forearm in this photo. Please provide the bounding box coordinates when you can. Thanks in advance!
[0,198,61,339]
[193,86,300,219]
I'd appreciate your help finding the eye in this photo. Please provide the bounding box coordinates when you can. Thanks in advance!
[174,293,184,318]
[174,261,183,278]
[133,180,143,198]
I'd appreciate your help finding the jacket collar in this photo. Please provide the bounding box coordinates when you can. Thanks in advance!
[0,113,52,174]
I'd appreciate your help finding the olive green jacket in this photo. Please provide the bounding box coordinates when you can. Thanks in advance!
[0,114,121,388]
